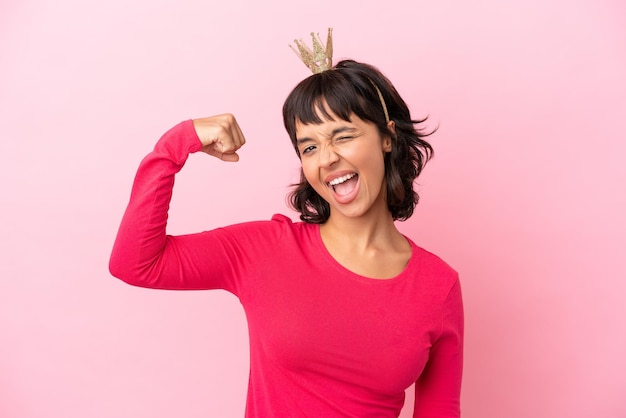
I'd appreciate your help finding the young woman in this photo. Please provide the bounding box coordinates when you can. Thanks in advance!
[110,57,463,417]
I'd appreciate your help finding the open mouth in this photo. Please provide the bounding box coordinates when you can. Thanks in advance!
[328,173,358,196]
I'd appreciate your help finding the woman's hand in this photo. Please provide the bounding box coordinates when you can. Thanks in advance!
[192,114,246,162]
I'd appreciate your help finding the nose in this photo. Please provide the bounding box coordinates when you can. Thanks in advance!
[319,143,339,167]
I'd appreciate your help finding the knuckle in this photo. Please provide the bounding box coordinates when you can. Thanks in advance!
[221,113,236,124]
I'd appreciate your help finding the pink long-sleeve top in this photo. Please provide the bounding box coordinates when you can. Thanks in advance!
[109,120,464,417]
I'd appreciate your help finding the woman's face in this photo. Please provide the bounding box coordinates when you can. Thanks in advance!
[295,110,393,220]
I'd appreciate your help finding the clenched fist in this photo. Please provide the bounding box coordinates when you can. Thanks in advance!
[192,114,246,162]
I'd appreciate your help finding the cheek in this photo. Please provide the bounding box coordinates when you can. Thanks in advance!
[301,161,321,188]
[358,151,386,179]
[301,161,331,200]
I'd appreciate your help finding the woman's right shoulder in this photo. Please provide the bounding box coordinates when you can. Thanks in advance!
[213,213,309,246]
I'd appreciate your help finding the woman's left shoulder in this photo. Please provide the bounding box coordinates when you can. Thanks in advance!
[406,240,459,288]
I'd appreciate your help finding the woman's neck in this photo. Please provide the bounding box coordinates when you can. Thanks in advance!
[319,208,412,279]
[321,207,403,253]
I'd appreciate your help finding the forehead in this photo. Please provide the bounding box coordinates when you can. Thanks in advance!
[295,112,363,139]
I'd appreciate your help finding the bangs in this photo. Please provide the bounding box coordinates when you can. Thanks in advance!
[283,69,382,147]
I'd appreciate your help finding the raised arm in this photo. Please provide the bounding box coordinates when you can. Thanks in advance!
[109,114,246,290]
[413,279,464,418]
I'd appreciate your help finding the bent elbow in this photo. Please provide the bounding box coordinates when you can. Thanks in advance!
[109,252,165,289]
[108,252,144,287]
[109,254,133,285]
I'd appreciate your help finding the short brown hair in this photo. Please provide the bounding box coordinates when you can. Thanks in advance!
[282,59,434,224]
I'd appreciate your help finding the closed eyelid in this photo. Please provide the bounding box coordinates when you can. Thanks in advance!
[331,127,358,137]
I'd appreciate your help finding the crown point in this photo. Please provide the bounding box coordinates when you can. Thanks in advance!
[289,28,334,74]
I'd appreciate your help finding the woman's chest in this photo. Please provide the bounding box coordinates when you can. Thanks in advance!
[243,266,441,395]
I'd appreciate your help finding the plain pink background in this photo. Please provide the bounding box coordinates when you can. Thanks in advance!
[1,0,625,417]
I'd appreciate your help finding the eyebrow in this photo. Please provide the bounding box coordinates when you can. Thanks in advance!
[296,126,357,145]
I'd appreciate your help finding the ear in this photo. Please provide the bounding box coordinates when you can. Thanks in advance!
[382,120,395,153]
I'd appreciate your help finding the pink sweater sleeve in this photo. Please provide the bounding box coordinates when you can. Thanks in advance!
[109,120,242,292]
[413,278,464,418]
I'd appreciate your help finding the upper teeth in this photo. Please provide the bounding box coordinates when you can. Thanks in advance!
[328,173,356,186]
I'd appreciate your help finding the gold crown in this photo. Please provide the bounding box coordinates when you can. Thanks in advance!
[290,28,333,74]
